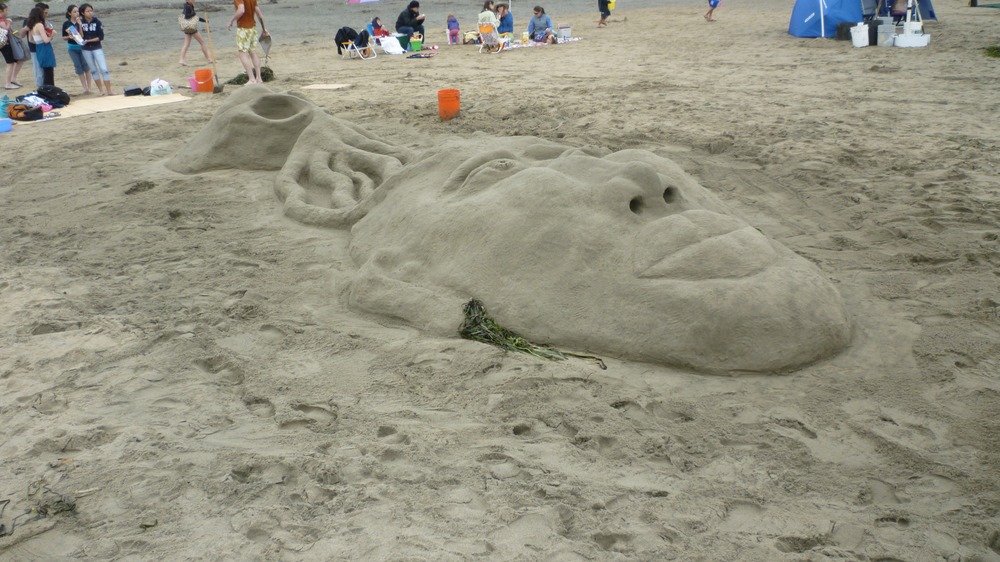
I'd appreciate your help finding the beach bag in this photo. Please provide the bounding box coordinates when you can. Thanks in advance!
[35,41,56,68]
[38,85,70,106]
[7,103,43,121]
[10,33,29,61]
[379,35,405,54]
[150,78,172,96]
[0,28,8,49]
[178,15,199,34]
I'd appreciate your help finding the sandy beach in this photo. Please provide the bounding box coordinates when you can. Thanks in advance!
[2,0,1000,560]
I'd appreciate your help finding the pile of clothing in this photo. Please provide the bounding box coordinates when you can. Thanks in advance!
[6,85,71,121]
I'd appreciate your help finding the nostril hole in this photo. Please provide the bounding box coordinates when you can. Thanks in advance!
[662,186,677,204]
[629,196,644,214]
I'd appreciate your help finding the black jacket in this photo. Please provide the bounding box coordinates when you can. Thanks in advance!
[395,7,422,31]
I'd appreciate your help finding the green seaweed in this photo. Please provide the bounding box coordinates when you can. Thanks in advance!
[226,66,276,85]
[459,299,567,361]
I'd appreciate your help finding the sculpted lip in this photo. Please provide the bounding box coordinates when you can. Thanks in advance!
[633,212,779,280]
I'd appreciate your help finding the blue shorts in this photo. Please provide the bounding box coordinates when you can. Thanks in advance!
[708,0,720,7]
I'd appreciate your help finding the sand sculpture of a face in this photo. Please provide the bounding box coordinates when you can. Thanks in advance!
[168,88,851,373]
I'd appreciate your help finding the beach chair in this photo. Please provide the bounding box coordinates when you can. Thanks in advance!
[341,29,376,60]
[478,23,505,53]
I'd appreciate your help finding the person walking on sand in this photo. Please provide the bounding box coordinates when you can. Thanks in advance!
[1,3,27,90]
[178,0,211,66]
[597,0,610,27]
[228,0,267,85]
[62,4,93,94]
[704,0,719,21]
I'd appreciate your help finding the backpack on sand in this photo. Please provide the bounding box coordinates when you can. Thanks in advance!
[7,103,44,121]
[37,85,70,106]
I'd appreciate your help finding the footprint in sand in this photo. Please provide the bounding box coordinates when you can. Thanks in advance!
[277,403,338,432]
[242,396,275,418]
[192,356,245,386]
[719,500,764,532]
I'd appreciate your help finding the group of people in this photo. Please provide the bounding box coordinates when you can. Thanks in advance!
[413,0,554,47]
[1,1,112,94]
[1,0,269,99]
[180,0,268,85]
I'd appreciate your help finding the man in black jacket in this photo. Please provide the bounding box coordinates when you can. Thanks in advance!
[394,0,425,37]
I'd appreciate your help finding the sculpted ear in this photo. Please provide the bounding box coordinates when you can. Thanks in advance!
[274,116,412,228]
[344,251,467,335]
[167,88,317,174]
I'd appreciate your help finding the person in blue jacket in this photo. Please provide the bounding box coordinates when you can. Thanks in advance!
[526,5,555,44]
[496,3,513,39]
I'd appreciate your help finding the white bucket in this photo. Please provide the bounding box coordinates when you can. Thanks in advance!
[850,24,868,48]
[903,21,922,35]
[877,24,895,46]
[894,33,930,47]
[557,26,571,39]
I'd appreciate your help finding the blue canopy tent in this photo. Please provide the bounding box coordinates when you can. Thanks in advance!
[788,0,864,37]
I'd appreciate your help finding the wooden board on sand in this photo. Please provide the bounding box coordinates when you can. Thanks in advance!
[26,93,190,122]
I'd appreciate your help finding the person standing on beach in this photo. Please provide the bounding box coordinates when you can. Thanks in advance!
[597,0,610,27]
[227,0,267,85]
[63,5,93,94]
[704,0,719,21]
[1,3,27,90]
[446,14,460,45]
[178,0,211,66]
[79,3,113,95]
[25,6,54,86]
[21,2,49,87]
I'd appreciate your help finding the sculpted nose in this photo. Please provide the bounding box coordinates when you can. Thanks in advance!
[618,162,685,217]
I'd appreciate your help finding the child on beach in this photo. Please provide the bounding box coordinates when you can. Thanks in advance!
[446,14,459,45]
[704,0,719,21]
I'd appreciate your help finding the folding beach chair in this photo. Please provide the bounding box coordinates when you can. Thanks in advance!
[478,23,505,53]
[340,29,376,60]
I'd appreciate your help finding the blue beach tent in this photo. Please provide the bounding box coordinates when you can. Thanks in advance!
[788,0,864,37]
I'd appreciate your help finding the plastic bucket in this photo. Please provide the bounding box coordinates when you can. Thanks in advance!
[188,76,197,90]
[877,25,895,46]
[410,38,422,52]
[438,89,460,121]
[850,24,868,48]
[194,68,214,93]
[0,118,12,133]
[558,26,571,39]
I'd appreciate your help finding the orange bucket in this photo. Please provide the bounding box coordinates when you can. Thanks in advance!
[194,68,215,93]
[438,89,460,121]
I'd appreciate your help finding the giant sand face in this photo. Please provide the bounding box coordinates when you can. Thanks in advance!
[168,88,851,373]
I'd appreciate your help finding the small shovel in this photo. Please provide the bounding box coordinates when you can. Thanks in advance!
[203,16,224,93]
